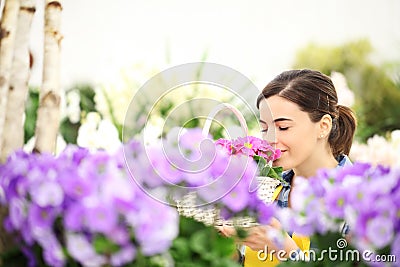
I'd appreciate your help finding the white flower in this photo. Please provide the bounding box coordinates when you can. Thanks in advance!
[350,130,400,166]
[97,120,121,151]
[65,90,81,123]
[143,116,164,145]
[77,112,121,152]
[391,130,400,166]
[76,112,101,149]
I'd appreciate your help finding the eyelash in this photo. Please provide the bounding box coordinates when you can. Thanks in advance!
[261,127,289,133]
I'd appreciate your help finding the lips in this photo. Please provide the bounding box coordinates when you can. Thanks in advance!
[275,150,286,160]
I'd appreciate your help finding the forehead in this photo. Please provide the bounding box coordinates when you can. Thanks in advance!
[259,95,305,122]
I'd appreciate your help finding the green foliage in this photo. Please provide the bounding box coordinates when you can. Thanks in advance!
[93,234,120,255]
[77,84,97,113]
[293,39,400,142]
[59,118,80,144]
[0,242,48,267]
[170,216,241,267]
[294,39,373,74]
[0,247,30,267]
[24,87,40,143]
[1,216,241,266]
[60,84,97,144]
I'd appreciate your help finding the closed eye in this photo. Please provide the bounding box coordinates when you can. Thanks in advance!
[279,126,289,131]
[261,128,268,133]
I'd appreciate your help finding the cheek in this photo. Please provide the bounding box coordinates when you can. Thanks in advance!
[280,133,315,158]
[277,132,296,147]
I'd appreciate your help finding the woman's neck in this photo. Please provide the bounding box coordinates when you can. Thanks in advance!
[292,153,338,180]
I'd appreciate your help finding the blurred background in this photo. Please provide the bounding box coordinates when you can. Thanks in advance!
[27,0,400,89]
[1,2,399,265]
[4,0,400,165]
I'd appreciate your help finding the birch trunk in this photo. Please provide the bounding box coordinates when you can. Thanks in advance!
[0,0,19,160]
[1,0,36,162]
[33,0,62,153]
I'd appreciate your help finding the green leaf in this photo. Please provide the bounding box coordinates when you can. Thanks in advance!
[235,227,249,240]
[93,235,119,254]
[170,237,191,259]
[24,88,39,143]
[77,84,96,113]
[179,216,207,236]
[311,232,342,251]
[189,229,209,254]
[0,246,30,267]
[267,167,278,178]
[59,118,80,144]
[212,257,242,267]
[214,233,236,257]
[259,165,270,177]
[171,215,243,266]
[273,166,283,176]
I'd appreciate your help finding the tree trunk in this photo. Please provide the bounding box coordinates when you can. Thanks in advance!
[33,0,63,153]
[1,0,35,162]
[0,1,25,264]
[0,0,19,160]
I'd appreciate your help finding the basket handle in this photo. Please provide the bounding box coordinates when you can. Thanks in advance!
[202,103,248,137]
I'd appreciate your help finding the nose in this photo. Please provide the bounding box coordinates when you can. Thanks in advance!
[262,129,277,147]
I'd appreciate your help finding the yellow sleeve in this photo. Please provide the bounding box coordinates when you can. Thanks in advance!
[272,185,283,202]
[244,246,280,267]
[244,235,310,267]
[291,233,310,252]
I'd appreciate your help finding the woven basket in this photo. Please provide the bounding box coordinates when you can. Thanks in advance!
[256,176,281,203]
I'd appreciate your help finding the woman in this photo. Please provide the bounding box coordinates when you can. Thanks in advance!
[220,69,357,266]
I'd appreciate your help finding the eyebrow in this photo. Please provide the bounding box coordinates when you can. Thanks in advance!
[259,118,292,124]
[274,118,292,122]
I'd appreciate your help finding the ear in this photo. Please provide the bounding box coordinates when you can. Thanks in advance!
[318,114,332,138]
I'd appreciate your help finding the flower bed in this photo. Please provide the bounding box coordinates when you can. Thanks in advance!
[1,127,398,266]
[0,128,280,266]
[0,146,179,266]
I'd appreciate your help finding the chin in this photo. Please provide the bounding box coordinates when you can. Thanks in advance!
[272,159,282,167]
[273,159,290,171]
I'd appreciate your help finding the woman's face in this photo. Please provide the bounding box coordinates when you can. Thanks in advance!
[259,95,321,170]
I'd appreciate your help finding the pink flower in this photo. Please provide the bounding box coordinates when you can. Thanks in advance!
[215,138,233,153]
[216,136,281,162]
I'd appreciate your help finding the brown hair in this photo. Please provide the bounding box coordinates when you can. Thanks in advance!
[256,69,357,158]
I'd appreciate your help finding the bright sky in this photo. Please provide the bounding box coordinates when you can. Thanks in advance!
[24,0,400,89]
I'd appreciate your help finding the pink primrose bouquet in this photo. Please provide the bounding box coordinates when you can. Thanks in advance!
[215,135,286,185]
